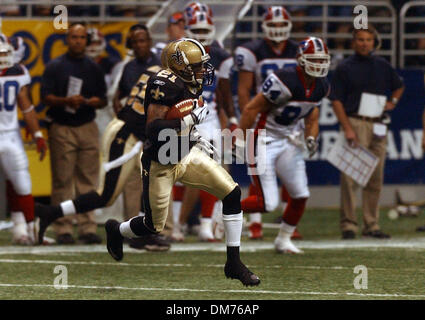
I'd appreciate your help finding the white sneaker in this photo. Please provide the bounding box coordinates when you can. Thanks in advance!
[198,218,215,242]
[171,223,185,242]
[11,212,32,245]
[212,210,224,240]
[274,236,304,254]
[12,223,32,245]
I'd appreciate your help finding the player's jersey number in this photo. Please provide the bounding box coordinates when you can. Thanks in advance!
[0,80,19,112]
[274,106,302,126]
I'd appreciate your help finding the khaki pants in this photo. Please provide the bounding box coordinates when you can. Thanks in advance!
[340,117,387,233]
[48,121,99,236]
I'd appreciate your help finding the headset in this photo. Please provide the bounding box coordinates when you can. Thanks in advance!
[351,24,382,51]
[125,23,149,49]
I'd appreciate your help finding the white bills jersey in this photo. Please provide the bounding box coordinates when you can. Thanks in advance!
[260,66,330,139]
[0,64,31,131]
[234,38,298,93]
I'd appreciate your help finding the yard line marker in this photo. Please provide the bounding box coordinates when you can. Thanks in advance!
[0,258,422,273]
[0,283,424,298]
[1,237,425,256]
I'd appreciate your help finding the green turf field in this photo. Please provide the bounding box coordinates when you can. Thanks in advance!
[1,207,425,300]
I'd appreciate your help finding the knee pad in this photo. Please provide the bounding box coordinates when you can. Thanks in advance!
[222,186,241,215]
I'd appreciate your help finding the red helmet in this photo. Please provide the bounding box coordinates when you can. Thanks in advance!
[185,11,215,47]
[262,6,292,42]
[0,35,14,70]
[86,28,106,59]
[297,37,331,77]
[184,2,213,23]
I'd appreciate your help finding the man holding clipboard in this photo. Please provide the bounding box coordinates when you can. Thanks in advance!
[330,25,404,240]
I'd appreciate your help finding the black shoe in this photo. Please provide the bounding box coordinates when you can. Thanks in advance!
[362,230,391,239]
[105,219,124,261]
[416,225,425,232]
[342,230,356,239]
[34,203,62,245]
[224,260,260,287]
[56,233,75,245]
[127,237,147,250]
[78,233,102,244]
[138,234,171,252]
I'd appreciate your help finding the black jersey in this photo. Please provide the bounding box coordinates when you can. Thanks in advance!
[117,65,162,141]
[143,69,202,162]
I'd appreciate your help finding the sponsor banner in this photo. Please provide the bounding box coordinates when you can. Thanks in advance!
[2,21,136,196]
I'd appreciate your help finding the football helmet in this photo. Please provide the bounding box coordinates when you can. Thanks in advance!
[86,28,106,59]
[0,37,14,70]
[163,38,214,86]
[262,6,292,42]
[185,11,215,47]
[297,37,330,77]
[184,2,213,22]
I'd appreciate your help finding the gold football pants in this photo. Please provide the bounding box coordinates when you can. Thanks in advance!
[142,146,238,232]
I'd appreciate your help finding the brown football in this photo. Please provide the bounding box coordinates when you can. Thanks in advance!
[165,98,196,120]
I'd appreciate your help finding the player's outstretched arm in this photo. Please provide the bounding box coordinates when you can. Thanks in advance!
[304,106,319,140]
[18,85,47,161]
[239,93,271,137]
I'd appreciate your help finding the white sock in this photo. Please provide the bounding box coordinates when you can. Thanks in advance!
[249,213,261,224]
[173,201,182,225]
[222,212,243,247]
[60,200,77,216]
[278,221,296,240]
[11,211,26,225]
[119,217,138,238]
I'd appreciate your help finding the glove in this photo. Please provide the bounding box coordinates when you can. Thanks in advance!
[182,100,209,129]
[34,131,47,161]
[228,116,238,132]
[232,137,245,163]
[191,128,218,158]
[305,136,318,158]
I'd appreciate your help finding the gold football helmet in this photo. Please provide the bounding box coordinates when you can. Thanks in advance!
[162,38,214,86]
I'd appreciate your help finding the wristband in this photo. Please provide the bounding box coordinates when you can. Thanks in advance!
[34,130,43,139]
[229,117,238,125]
[22,105,35,114]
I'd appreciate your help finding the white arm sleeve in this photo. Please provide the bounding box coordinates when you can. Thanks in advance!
[234,46,257,72]
[217,57,233,79]
[261,73,292,106]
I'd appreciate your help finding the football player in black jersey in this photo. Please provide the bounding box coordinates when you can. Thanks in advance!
[104,38,260,287]
[171,2,238,242]
[35,64,171,251]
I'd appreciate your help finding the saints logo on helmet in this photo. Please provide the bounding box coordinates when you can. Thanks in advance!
[162,38,214,86]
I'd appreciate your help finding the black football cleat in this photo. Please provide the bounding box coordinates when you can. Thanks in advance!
[34,203,61,245]
[224,260,260,287]
[105,219,124,261]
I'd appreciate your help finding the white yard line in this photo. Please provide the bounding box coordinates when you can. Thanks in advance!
[0,258,423,273]
[1,237,425,255]
[0,283,424,298]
